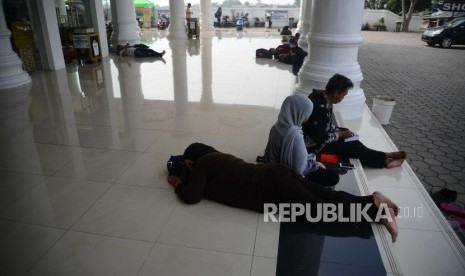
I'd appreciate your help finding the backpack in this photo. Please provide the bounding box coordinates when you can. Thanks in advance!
[255,48,272,59]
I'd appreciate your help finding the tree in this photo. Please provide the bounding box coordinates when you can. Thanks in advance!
[401,0,419,31]
[387,0,431,13]
[294,0,301,7]
[386,0,432,31]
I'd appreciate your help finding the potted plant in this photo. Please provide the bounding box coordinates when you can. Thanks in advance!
[373,17,386,31]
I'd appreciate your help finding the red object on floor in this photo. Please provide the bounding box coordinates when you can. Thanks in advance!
[320,153,338,164]
[441,202,465,218]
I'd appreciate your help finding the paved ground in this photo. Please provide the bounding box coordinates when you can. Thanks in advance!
[358,31,465,203]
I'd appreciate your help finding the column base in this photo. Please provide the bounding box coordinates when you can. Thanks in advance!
[333,88,366,120]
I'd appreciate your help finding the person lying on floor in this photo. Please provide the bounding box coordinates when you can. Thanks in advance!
[117,43,166,58]
[168,142,399,243]
[264,94,339,186]
[302,73,406,169]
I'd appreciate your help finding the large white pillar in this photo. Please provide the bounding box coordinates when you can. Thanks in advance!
[294,0,305,34]
[0,0,31,89]
[200,0,214,37]
[297,0,313,51]
[168,0,188,40]
[295,0,366,120]
[89,0,109,57]
[36,0,65,70]
[111,0,140,45]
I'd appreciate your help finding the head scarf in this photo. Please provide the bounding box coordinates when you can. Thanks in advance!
[274,95,313,169]
[183,142,219,162]
[275,95,313,135]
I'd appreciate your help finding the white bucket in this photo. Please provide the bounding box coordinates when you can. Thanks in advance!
[372,96,395,125]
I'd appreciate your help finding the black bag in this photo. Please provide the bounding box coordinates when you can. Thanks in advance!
[292,50,307,75]
[167,155,184,177]
[256,48,272,59]
[133,44,149,49]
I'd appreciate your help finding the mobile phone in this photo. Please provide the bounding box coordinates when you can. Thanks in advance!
[339,162,355,169]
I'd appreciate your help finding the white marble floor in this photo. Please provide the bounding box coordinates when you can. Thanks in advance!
[0,30,289,276]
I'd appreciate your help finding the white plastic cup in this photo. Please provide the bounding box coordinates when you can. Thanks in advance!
[372,96,395,125]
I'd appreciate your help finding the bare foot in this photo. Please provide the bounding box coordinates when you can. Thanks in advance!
[373,191,399,216]
[386,151,407,159]
[381,208,399,243]
[385,158,405,169]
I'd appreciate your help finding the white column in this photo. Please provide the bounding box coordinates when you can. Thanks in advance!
[112,0,140,45]
[295,0,366,120]
[168,0,188,40]
[200,0,214,37]
[297,0,313,51]
[0,0,31,89]
[88,0,109,57]
[294,0,306,34]
[36,0,65,70]
[200,36,213,105]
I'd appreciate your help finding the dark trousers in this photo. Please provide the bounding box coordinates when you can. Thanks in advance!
[322,140,386,168]
[260,168,379,221]
[134,48,163,58]
[305,168,340,187]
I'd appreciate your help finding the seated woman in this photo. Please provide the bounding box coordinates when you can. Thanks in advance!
[117,43,166,58]
[264,95,339,186]
[168,142,399,243]
[302,74,406,169]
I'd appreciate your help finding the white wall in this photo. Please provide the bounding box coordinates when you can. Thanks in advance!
[363,9,423,31]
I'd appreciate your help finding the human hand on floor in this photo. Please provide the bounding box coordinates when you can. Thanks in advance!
[168,176,182,188]
[317,162,326,170]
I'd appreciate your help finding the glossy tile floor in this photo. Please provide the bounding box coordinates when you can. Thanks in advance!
[0,30,290,276]
[1,29,465,276]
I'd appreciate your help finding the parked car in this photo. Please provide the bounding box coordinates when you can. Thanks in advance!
[421,18,465,48]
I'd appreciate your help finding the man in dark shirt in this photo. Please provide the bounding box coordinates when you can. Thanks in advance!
[302,74,406,169]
